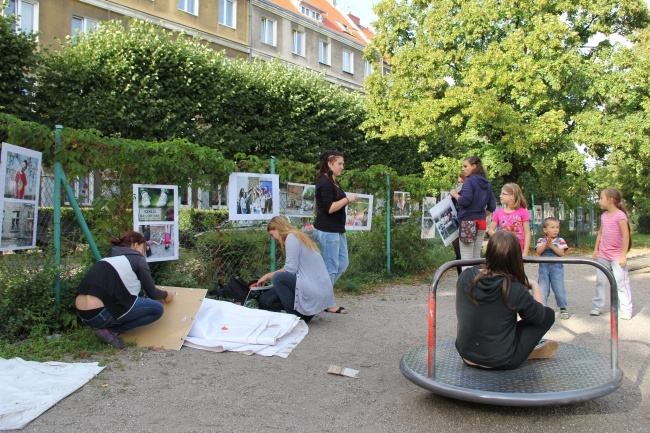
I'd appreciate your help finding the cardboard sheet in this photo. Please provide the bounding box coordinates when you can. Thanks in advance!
[122,286,207,350]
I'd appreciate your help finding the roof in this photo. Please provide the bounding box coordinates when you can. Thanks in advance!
[264,0,375,46]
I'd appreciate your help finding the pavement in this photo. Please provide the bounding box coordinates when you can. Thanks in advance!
[628,253,650,273]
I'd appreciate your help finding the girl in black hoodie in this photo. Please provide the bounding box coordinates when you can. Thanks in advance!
[455,231,557,369]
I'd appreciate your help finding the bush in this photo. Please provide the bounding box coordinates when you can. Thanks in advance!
[636,214,650,234]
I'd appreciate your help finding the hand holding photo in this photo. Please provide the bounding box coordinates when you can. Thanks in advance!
[428,195,459,247]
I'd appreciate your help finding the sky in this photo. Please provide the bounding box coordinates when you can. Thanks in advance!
[335,0,379,30]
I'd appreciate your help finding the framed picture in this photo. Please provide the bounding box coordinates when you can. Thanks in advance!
[0,143,42,251]
[228,173,279,221]
[569,210,575,231]
[429,195,458,247]
[282,182,315,218]
[543,202,553,219]
[533,205,542,225]
[577,206,583,222]
[558,203,565,221]
[393,191,411,219]
[133,184,178,262]
[345,193,373,231]
[421,197,438,239]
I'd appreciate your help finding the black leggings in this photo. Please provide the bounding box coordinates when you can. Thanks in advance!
[492,306,556,370]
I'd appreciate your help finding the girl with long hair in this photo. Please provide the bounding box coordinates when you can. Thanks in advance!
[255,216,336,322]
[455,231,557,370]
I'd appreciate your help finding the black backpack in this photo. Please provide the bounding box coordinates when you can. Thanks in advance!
[209,275,254,305]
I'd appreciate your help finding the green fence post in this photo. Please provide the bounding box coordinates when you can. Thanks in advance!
[53,126,62,304]
[270,156,276,272]
[386,174,391,276]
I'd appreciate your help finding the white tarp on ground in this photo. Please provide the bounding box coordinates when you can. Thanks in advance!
[183,298,308,358]
[0,358,104,430]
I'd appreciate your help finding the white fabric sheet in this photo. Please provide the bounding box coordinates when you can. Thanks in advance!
[184,298,308,358]
[0,358,104,430]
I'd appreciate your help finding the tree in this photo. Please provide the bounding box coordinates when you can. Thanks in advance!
[0,10,41,119]
[365,0,648,199]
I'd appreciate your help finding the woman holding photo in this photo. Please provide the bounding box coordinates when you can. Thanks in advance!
[313,150,358,314]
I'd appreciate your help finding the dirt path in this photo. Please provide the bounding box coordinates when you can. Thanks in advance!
[12,258,650,433]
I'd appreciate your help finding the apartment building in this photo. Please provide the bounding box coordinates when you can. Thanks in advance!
[4,0,380,90]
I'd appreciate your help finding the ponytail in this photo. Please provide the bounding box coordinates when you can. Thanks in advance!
[111,230,145,247]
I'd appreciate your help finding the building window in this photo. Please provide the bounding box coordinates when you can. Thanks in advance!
[318,40,330,65]
[300,6,322,22]
[71,16,99,38]
[292,30,305,56]
[364,60,373,78]
[261,18,275,46]
[4,0,38,34]
[177,0,197,15]
[219,0,236,28]
[342,50,354,74]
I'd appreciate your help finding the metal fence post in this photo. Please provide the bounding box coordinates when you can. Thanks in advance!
[53,126,62,304]
[270,156,276,272]
[386,174,391,276]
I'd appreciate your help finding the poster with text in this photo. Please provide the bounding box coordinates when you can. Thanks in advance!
[228,172,279,221]
[282,182,315,218]
[0,143,42,251]
[421,197,437,239]
[429,195,459,247]
[345,193,373,231]
[133,184,178,262]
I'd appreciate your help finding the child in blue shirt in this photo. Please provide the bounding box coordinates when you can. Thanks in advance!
[536,217,570,319]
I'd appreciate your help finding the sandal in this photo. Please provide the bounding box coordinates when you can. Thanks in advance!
[325,306,347,314]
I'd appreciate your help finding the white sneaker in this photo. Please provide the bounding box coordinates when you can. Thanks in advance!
[590,307,601,316]
[620,311,632,320]
[141,189,151,207]
[156,189,168,207]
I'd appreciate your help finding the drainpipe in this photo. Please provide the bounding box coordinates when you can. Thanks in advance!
[249,0,254,63]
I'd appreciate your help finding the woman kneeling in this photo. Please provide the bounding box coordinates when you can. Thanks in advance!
[456,230,557,370]
[255,216,336,323]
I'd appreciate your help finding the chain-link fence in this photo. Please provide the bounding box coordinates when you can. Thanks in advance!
[528,196,597,248]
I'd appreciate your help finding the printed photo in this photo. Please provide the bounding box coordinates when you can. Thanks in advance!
[133,185,177,223]
[558,203,565,221]
[1,143,42,202]
[282,182,315,218]
[345,193,373,231]
[543,202,554,219]
[421,197,438,239]
[137,224,178,262]
[429,195,458,247]
[0,202,37,251]
[569,210,575,231]
[533,205,543,225]
[228,173,279,221]
[393,191,411,219]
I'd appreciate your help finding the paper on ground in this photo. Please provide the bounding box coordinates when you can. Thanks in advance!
[0,358,104,430]
[327,365,359,378]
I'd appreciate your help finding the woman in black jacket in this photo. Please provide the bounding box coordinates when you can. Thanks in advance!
[75,231,173,348]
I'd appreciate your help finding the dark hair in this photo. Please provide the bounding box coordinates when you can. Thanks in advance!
[316,150,344,199]
[458,173,467,181]
[463,155,487,177]
[543,217,559,228]
[470,231,529,308]
[111,230,145,247]
[601,188,633,250]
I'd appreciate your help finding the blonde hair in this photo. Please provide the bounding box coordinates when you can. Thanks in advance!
[501,183,527,209]
[266,216,318,251]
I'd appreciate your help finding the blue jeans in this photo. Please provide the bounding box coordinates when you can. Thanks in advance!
[538,263,567,309]
[313,229,348,284]
[260,272,297,314]
[79,297,164,334]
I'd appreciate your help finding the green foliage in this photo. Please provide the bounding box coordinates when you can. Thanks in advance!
[0,252,77,342]
[636,214,650,235]
[0,10,41,119]
[366,0,649,203]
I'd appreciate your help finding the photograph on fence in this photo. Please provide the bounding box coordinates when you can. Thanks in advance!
[137,223,177,262]
[0,143,42,251]
[374,197,385,216]
[533,205,542,225]
[421,197,438,239]
[393,191,411,219]
[569,210,575,231]
[228,173,279,221]
[577,206,583,222]
[0,202,37,251]
[209,182,228,209]
[558,203,565,221]
[345,193,373,231]
[543,202,554,219]
[429,195,458,247]
[282,182,315,218]
[133,184,178,262]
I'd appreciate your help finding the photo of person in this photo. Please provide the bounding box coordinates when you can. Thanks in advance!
[132,184,178,262]
[1,143,41,202]
[534,205,543,225]
[422,197,438,239]
[558,203,566,221]
[228,173,279,221]
[345,193,373,231]
[428,195,459,246]
[137,224,176,262]
[282,182,315,217]
[393,191,411,219]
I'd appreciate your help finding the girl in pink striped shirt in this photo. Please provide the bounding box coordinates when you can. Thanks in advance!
[591,188,633,320]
